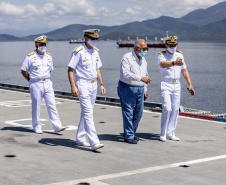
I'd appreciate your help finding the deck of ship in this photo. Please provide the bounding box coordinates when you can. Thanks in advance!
[0,88,226,185]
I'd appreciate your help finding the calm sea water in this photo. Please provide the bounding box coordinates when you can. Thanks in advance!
[0,41,225,114]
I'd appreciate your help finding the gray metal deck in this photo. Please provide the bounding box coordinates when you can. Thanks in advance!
[0,88,226,185]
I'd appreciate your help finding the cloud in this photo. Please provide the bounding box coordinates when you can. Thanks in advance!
[47,0,96,16]
[0,0,98,34]
[0,1,39,19]
[154,0,225,17]
[126,8,137,15]
[125,5,143,15]
[0,0,96,18]
[0,0,224,36]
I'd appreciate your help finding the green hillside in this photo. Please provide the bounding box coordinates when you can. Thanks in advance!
[1,2,226,41]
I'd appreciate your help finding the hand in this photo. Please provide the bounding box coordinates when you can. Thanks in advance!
[188,85,195,96]
[144,91,148,101]
[71,86,79,96]
[141,77,152,84]
[174,58,183,66]
[101,85,106,95]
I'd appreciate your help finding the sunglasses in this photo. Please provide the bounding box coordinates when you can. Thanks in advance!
[167,43,178,47]
[136,47,149,51]
[39,43,46,46]
[89,37,99,40]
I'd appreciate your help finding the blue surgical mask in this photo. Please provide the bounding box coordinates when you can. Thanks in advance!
[139,51,147,57]
[88,39,98,48]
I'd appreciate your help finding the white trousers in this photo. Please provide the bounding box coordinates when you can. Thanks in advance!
[76,79,100,146]
[160,81,181,137]
[29,79,62,131]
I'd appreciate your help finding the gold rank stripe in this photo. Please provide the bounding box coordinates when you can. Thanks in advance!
[94,47,99,52]
[27,51,35,56]
[46,51,52,56]
[176,50,183,54]
[158,51,166,55]
[75,46,83,52]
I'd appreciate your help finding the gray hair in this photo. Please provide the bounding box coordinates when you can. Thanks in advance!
[134,39,146,49]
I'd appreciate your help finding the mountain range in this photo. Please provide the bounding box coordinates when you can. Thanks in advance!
[1,1,226,41]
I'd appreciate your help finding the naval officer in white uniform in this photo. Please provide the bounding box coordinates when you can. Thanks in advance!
[158,36,195,141]
[21,35,66,134]
[68,29,106,151]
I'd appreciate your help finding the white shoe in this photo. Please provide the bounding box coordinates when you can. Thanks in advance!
[159,135,166,142]
[91,143,104,151]
[76,141,90,147]
[167,135,180,141]
[34,130,43,134]
[54,126,66,133]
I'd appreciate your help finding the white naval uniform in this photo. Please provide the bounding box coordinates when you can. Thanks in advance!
[68,44,102,146]
[158,50,187,137]
[21,50,62,131]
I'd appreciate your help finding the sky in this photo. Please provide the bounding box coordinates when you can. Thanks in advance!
[0,0,225,36]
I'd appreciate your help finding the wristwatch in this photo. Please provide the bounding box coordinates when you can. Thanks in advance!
[172,61,175,66]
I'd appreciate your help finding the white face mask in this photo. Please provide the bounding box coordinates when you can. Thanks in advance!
[38,46,47,54]
[88,39,98,48]
[167,46,177,54]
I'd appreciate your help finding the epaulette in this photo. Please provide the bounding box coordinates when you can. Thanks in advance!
[158,51,166,55]
[46,51,52,56]
[27,51,35,56]
[75,45,83,52]
[94,47,99,52]
[176,50,183,54]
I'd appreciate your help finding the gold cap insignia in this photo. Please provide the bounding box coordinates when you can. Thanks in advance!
[34,35,48,43]
[165,36,177,46]
[83,29,100,39]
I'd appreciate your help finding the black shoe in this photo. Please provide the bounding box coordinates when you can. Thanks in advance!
[134,136,139,141]
[125,139,138,144]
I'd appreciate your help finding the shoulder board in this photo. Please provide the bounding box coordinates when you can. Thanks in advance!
[176,50,183,54]
[27,51,35,56]
[158,51,166,55]
[46,52,52,56]
[94,47,99,52]
[75,45,83,52]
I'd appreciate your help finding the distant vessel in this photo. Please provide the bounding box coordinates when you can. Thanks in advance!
[117,32,178,48]
[69,39,84,44]
[117,36,165,48]
[117,41,166,48]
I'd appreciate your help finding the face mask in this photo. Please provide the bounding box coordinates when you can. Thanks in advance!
[88,39,98,48]
[139,51,147,57]
[38,46,47,54]
[167,46,177,54]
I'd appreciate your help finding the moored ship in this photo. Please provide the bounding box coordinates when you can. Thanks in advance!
[117,36,165,48]
[69,39,84,44]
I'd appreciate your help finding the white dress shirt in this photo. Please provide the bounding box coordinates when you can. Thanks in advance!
[119,50,148,91]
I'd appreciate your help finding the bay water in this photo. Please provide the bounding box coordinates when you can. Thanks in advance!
[0,41,225,114]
